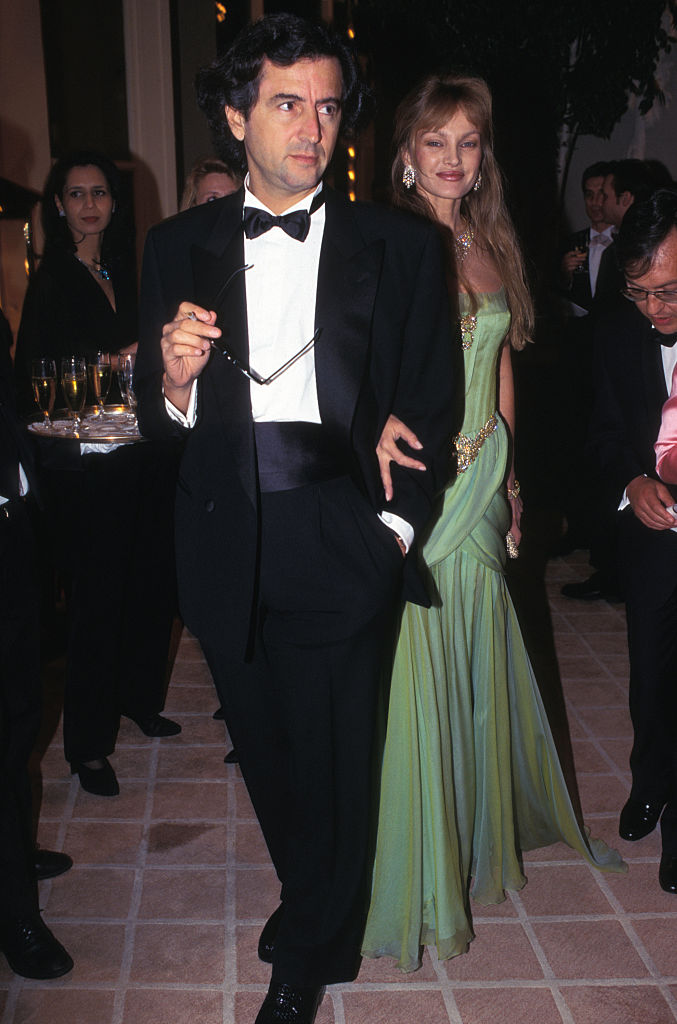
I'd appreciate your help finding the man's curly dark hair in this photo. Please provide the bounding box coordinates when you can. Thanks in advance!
[195,12,373,178]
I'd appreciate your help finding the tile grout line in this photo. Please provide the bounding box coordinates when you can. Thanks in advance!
[508,889,575,1024]
[110,737,161,1024]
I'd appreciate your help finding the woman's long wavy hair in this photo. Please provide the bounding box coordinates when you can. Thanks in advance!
[391,74,532,350]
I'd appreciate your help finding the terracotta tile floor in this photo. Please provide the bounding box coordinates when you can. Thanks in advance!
[2,551,677,1024]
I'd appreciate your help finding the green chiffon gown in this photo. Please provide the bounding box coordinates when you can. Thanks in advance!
[361,289,625,972]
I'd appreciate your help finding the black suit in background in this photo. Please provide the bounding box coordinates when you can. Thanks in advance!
[135,186,455,986]
[556,230,626,581]
[0,312,44,923]
[589,301,677,851]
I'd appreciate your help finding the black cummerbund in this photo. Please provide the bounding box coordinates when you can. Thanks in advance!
[254,421,347,493]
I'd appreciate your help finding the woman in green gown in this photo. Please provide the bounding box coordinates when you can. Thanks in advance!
[361,74,624,973]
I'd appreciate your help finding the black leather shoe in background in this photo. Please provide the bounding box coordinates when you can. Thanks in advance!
[0,915,73,979]
[619,797,664,841]
[34,849,73,881]
[126,713,182,737]
[255,983,323,1024]
[258,904,283,964]
[71,757,120,796]
[659,853,677,894]
[561,571,622,603]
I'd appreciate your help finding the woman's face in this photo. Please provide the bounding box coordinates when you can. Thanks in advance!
[194,172,239,205]
[407,107,482,207]
[55,165,114,240]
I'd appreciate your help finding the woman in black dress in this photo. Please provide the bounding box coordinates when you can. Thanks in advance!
[17,151,180,796]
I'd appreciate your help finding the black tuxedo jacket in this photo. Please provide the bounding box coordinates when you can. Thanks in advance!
[0,314,39,508]
[561,227,626,316]
[589,301,677,602]
[136,187,456,652]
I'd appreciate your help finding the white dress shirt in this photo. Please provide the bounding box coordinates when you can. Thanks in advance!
[588,226,615,297]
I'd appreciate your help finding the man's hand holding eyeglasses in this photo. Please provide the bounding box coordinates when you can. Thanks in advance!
[162,302,220,413]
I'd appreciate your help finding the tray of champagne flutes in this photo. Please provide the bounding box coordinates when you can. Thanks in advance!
[28,405,142,442]
[27,353,141,442]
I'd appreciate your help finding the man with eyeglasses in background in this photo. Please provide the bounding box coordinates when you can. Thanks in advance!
[134,13,454,1023]
[589,186,677,895]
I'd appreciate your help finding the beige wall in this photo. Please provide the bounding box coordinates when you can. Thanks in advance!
[0,0,51,339]
[0,0,178,339]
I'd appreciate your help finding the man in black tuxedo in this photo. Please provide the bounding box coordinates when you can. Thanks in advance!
[589,188,677,895]
[135,14,454,1024]
[556,162,626,587]
[0,310,73,978]
[559,160,618,317]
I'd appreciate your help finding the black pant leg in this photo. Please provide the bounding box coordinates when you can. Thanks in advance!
[200,477,403,987]
[0,505,41,920]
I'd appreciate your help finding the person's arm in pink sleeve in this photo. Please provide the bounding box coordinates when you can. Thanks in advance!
[655,362,677,484]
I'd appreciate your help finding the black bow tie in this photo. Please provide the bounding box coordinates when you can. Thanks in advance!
[242,192,325,242]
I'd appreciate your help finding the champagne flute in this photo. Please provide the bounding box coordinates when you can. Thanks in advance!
[88,351,111,417]
[117,352,137,419]
[31,357,56,426]
[60,356,87,433]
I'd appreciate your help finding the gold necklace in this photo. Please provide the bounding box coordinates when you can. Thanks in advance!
[455,225,474,264]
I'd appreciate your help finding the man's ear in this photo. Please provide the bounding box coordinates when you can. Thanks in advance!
[621,191,633,210]
[225,106,246,141]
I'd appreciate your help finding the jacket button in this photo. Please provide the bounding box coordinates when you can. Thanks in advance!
[205,499,215,512]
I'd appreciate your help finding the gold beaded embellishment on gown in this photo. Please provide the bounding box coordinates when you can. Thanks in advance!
[460,313,477,351]
[454,414,497,474]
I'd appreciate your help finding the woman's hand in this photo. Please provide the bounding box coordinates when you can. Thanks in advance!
[376,414,425,502]
[507,475,522,548]
[161,302,221,411]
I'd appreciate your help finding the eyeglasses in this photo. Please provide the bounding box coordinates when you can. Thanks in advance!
[621,285,677,306]
[191,263,321,385]
[213,327,322,385]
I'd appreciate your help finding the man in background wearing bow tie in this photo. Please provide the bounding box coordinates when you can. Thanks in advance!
[135,13,454,1024]
[589,187,677,896]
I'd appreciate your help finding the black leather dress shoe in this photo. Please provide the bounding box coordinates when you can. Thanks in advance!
[212,706,225,720]
[659,853,677,894]
[258,904,283,963]
[0,915,73,979]
[255,983,323,1024]
[34,849,73,880]
[127,713,182,737]
[224,748,239,764]
[619,797,664,841]
[561,572,622,602]
[71,757,120,796]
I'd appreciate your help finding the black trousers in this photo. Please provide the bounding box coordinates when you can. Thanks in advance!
[619,510,677,852]
[200,475,403,987]
[41,442,178,764]
[0,500,42,921]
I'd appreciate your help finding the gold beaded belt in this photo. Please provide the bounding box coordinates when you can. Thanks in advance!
[453,414,498,474]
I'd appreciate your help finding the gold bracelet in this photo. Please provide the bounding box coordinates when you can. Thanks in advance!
[507,479,521,500]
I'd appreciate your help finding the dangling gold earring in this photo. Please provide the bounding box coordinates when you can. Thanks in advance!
[402,164,416,189]
[473,172,482,192]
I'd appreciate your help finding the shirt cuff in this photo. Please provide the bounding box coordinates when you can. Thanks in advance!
[164,379,198,427]
[618,475,647,512]
[378,510,414,553]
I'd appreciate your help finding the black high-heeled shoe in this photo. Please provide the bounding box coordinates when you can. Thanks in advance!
[71,757,119,796]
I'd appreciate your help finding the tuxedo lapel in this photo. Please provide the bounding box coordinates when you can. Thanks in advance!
[640,322,669,440]
[190,195,257,506]
[314,192,384,439]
